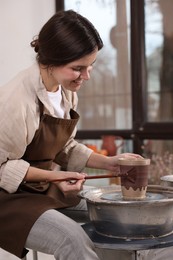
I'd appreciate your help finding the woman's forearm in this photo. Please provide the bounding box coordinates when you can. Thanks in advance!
[24,166,54,182]
[24,166,85,183]
[86,152,143,173]
[86,152,109,170]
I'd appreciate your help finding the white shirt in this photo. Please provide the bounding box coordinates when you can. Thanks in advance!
[47,85,65,118]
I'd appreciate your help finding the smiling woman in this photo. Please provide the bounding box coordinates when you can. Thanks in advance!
[39,49,97,92]
[39,50,97,93]
[0,9,104,260]
[0,7,142,260]
[31,9,102,94]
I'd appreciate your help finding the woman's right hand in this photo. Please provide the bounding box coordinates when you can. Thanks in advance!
[25,167,86,197]
[52,171,86,198]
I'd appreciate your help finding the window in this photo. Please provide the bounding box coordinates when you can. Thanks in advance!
[145,0,173,123]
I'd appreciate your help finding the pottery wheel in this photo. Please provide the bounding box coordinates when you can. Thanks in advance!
[82,223,173,250]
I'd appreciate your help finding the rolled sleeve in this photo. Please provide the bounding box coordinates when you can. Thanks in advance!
[67,143,93,172]
[0,159,30,193]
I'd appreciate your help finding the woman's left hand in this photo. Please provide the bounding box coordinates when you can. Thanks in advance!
[107,153,143,175]
[86,151,143,175]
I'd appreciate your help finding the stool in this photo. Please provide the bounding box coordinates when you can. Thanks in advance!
[32,250,38,260]
[22,250,38,260]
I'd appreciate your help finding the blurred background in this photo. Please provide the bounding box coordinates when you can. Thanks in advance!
[1,1,173,259]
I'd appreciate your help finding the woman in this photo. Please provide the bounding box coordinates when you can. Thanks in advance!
[0,10,141,260]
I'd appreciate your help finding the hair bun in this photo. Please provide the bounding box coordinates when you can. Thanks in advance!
[30,39,39,53]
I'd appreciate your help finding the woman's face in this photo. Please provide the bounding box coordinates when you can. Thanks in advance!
[51,49,98,92]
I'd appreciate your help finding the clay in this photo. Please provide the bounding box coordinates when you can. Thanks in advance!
[120,165,149,191]
[117,158,150,200]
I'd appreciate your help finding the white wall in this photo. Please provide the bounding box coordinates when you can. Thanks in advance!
[0,0,55,86]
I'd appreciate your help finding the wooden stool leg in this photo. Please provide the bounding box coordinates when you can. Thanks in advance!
[33,250,38,260]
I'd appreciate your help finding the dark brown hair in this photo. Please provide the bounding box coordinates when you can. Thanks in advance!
[31,10,103,66]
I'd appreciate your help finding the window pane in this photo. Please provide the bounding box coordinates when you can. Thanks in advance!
[65,0,132,130]
[145,0,173,122]
[142,139,173,184]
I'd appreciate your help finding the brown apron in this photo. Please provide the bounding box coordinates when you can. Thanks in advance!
[0,101,80,258]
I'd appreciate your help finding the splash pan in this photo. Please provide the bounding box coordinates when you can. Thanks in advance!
[79,185,173,239]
